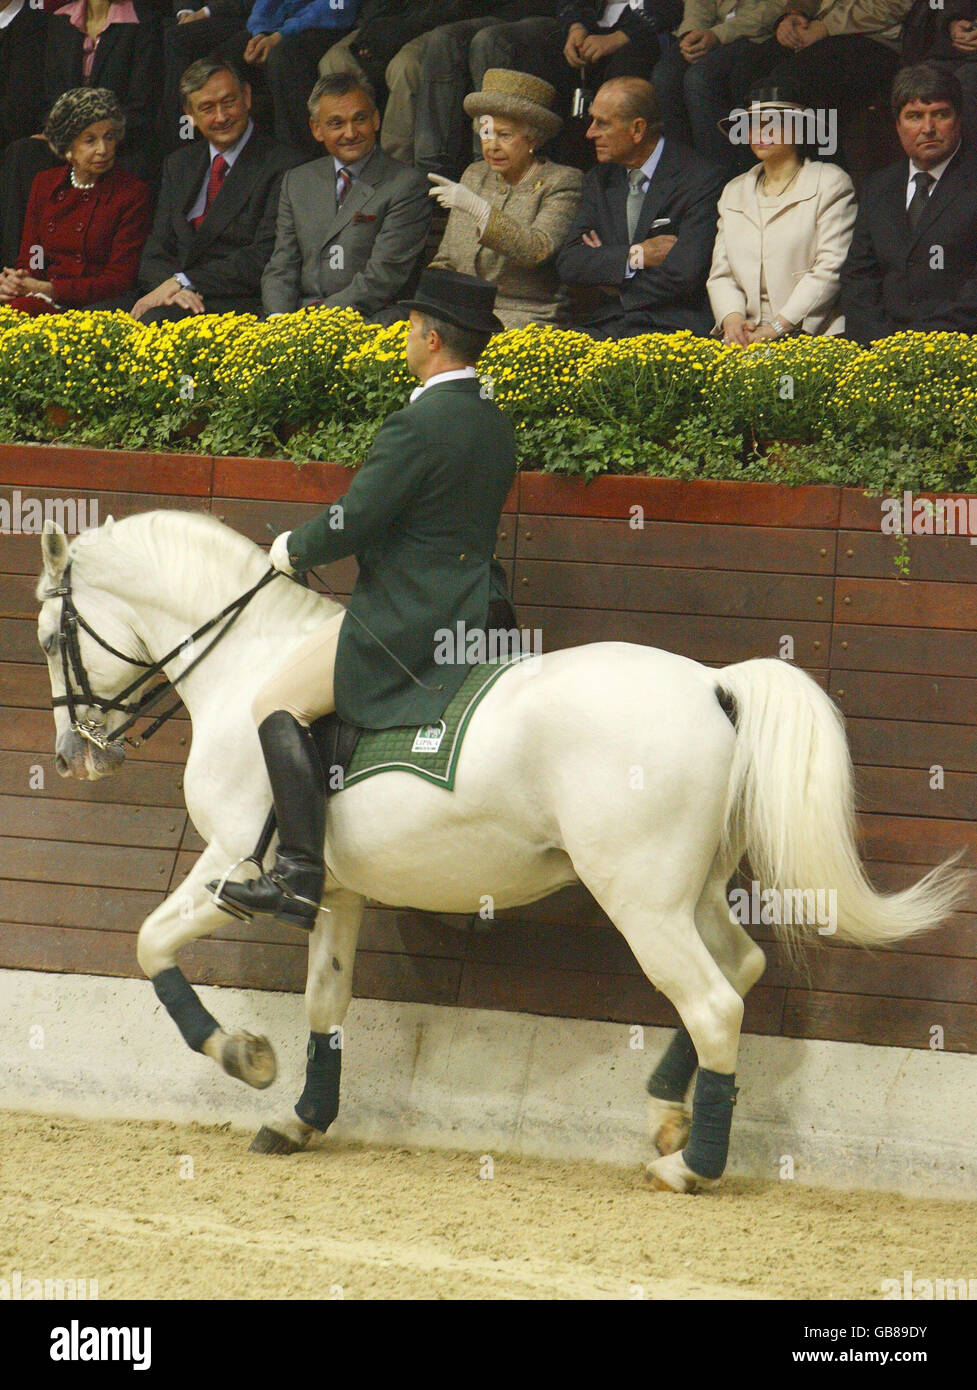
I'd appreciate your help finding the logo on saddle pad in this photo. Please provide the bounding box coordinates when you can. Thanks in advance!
[411,722,446,754]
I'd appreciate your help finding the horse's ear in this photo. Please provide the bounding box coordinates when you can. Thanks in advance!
[41,520,69,583]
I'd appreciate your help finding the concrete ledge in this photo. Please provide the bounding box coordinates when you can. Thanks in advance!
[2,968,975,1198]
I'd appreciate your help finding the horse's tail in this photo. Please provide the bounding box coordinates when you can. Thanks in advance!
[714,658,969,954]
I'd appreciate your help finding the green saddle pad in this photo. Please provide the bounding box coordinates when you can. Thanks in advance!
[344,653,532,790]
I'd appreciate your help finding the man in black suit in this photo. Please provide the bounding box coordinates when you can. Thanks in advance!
[130,58,304,320]
[556,76,726,337]
[840,63,977,343]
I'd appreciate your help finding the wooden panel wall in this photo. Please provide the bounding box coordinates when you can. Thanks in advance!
[1,450,975,1055]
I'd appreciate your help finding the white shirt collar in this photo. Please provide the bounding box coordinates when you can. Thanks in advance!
[627,138,665,190]
[907,142,960,201]
[409,367,478,403]
[209,119,253,168]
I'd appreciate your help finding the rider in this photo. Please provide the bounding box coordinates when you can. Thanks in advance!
[211,268,517,930]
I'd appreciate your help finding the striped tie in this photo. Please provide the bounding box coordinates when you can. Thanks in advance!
[337,166,353,205]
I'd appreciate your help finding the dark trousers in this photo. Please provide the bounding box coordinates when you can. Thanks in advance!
[216,27,354,157]
[766,34,902,124]
[652,37,777,173]
[161,14,244,153]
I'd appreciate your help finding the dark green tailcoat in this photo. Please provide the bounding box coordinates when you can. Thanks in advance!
[287,378,517,729]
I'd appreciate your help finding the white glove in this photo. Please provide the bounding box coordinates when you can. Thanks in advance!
[427,174,491,233]
[269,530,296,575]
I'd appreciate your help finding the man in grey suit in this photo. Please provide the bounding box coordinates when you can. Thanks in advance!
[261,71,431,321]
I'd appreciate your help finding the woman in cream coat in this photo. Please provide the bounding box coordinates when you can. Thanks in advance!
[708,86,857,343]
[426,69,582,329]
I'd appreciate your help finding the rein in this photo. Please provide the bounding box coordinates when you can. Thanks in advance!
[48,562,284,751]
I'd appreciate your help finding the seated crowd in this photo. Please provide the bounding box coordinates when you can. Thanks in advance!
[2,0,977,345]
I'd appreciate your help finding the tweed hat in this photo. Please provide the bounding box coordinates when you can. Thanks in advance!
[44,87,126,159]
[463,69,562,145]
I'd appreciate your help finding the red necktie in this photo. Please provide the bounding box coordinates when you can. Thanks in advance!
[191,153,227,230]
[337,165,353,205]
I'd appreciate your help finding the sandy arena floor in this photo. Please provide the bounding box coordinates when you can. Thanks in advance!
[1,1111,974,1300]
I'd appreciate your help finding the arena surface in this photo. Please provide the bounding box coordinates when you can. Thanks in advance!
[2,1111,974,1300]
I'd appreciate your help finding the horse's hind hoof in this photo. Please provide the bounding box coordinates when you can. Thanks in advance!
[221,1032,277,1089]
[249,1125,304,1155]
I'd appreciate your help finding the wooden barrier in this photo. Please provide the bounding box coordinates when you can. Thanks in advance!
[1,445,975,1054]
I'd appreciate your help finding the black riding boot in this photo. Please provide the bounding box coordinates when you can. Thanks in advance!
[209,710,325,932]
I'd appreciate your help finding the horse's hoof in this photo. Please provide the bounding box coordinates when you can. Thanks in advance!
[249,1125,304,1155]
[646,1097,691,1157]
[222,1032,277,1089]
[644,1150,720,1195]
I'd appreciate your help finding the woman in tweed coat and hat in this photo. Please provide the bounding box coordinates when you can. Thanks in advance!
[426,69,582,329]
[0,87,150,316]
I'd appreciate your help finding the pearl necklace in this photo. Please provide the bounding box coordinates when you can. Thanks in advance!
[69,168,97,190]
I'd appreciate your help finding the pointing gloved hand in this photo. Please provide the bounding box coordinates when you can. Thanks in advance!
[269,531,296,575]
[427,174,491,232]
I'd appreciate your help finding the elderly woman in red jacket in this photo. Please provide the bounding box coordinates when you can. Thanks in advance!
[0,87,150,316]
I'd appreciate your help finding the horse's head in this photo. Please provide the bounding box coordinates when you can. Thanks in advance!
[37,519,139,780]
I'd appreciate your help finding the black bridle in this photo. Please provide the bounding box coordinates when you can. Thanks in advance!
[47,561,284,751]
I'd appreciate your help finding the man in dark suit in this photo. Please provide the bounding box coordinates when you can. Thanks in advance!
[210,268,515,931]
[261,70,430,321]
[130,58,303,320]
[556,76,726,337]
[840,63,977,343]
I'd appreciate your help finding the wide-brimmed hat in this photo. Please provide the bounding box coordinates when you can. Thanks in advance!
[463,68,562,145]
[44,87,126,159]
[718,83,809,137]
[399,268,504,335]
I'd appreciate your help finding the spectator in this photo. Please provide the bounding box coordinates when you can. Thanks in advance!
[123,58,303,319]
[708,85,856,341]
[1,0,48,154]
[912,2,977,126]
[261,71,430,321]
[754,0,914,139]
[0,88,150,315]
[426,69,582,327]
[0,0,162,264]
[216,0,359,157]
[317,2,555,172]
[840,63,977,341]
[461,2,685,142]
[161,1,253,153]
[651,0,786,172]
[556,76,725,337]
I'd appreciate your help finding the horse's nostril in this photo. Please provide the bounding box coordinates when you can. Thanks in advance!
[55,753,70,776]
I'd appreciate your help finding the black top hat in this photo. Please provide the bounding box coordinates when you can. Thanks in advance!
[399,268,505,334]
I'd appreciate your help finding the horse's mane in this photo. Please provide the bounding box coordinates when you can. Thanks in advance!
[64,510,333,630]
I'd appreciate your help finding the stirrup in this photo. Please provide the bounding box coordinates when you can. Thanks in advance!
[268,872,326,916]
[209,849,268,922]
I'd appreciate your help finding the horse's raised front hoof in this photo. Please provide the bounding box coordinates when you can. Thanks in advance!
[249,1125,306,1155]
[646,1096,691,1157]
[644,1149,720,1195]
[221,1031,277,1089]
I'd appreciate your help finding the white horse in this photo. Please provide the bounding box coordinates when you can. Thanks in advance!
[36,511,967,1192]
